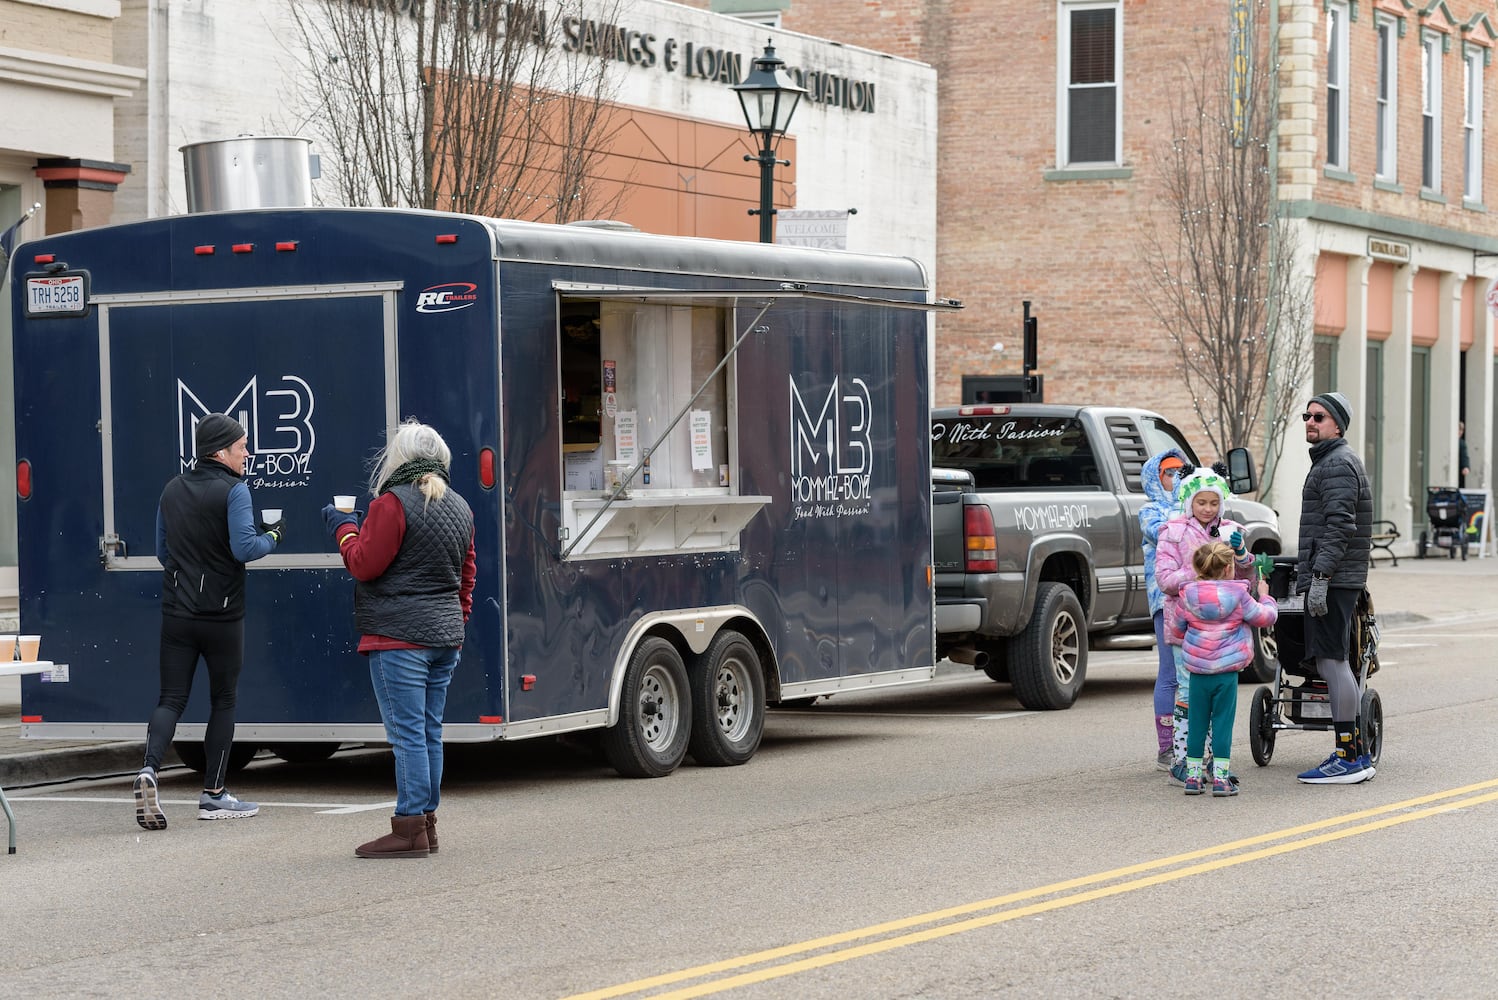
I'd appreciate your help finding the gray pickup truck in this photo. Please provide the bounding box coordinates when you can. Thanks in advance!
[931,404,1281,710]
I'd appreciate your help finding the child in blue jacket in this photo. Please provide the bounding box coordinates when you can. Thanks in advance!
[1139,448,1189,769]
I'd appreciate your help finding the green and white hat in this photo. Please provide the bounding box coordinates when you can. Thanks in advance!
[1175,468,1232,513]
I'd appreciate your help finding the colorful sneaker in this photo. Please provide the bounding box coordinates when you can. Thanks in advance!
[1184,772,1205,795]
[1167,762,1188,787]
[133,767,166,831]
[1297,752,1375,785]
[1156,750,1173,771]
[1212,774,1238,797]
[198,789,259,820]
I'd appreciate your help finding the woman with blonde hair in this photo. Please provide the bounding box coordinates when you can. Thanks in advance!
[323,419,475,858]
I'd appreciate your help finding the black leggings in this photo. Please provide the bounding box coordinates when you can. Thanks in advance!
[144,616,245,790]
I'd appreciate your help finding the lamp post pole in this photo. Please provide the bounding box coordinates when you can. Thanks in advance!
[732,41,806,244]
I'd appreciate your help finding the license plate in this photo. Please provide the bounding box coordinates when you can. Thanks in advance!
[26,274,87,316]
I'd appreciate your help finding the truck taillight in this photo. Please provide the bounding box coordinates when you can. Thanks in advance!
[964,505,997,572]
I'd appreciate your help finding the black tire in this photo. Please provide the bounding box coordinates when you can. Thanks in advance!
[980,638,1010,683]
[602,637,692,778]
[172,740,259,776]
[688,631,766,766]
[1009,582,1087,710]
[1360,687,1384,766]
[1249,686,1275,766]
[1241,625,1278,685]
[266,742,341,765]
[1417,532,1428,559]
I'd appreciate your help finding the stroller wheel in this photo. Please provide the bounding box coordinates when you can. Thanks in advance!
[1360,687,1383,767]
[1417,532,1428,559]
[1250,686,1276,767]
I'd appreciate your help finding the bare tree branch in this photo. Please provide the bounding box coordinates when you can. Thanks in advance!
[1136,0,1313,495]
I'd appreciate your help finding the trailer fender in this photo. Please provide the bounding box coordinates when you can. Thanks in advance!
[605,606,773,727]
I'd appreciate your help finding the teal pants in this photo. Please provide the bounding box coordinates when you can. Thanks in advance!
[1186,671,1237,763]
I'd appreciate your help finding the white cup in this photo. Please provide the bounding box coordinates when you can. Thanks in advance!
[0,635,15,661]
[17,635,41,663]
[334,495,357,513]
[261,508,282,526]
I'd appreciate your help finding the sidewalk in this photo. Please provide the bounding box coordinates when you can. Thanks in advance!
[4,554,1497,789]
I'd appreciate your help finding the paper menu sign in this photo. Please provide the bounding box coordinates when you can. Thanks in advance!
[689,409,712,471]
[614,410,638,464]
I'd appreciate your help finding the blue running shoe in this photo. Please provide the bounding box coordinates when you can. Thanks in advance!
[134,767,166,831]
[1184,772,1205,795]
[1167,762,1188,787]
[1297,752,1374,784]
[198,789,259,820]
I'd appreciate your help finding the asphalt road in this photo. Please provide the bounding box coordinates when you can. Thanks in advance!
[3,604,1496,999]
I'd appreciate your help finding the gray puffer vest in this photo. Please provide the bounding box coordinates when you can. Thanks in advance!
[354,482,473,647]
[1295,437,1373,591]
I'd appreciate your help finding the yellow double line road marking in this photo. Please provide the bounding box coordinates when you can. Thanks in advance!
[565,778,1498,1000]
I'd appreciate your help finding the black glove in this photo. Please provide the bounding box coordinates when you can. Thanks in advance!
[264,519,285,544]
[1307,577,1330,617]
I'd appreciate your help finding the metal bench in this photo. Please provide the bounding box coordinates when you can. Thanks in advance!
[1370,520,1400,566]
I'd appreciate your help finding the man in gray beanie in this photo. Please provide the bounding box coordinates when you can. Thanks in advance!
[132,413,283,830]
[1294,392,1374,784]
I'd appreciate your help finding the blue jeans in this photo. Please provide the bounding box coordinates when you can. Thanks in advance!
[368,646,460,816]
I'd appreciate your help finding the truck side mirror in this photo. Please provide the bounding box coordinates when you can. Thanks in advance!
[1226,447,1257,495]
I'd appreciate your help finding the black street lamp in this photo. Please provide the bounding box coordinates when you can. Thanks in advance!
[732,41,806,243]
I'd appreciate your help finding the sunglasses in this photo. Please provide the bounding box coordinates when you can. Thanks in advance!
[1301,412,1329,423]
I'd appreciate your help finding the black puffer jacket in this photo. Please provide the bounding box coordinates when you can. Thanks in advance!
[1295,437,1373,591]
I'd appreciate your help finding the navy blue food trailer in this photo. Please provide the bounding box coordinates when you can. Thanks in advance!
[9,208,949,777]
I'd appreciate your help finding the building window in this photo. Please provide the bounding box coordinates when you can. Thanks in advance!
[1423,32,1444,191]
[1376,18,1398,180]
[1465,47,1484,201]
[1326,2,1350,170]
[1058,1,1121,167]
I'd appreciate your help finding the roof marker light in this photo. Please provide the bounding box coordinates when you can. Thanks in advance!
[275,241,298,252]
[435,234,458,244]
[232,243,254,254]
[194,245,215,256]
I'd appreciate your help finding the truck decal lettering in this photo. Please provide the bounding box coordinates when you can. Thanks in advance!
[789,375,874,518]
[1013,504,1094,532]
[177,375,317,488]
[931,419,1066,444]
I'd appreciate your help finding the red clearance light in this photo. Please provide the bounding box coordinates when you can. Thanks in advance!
[957,405,1010,416]
[275,241,298,252]
[16,459,32,500]
[521,675,536,691]
[478,715,504,724]
[21,715,42,723]
[232,243,254,254]
[479,447,496,489]
[33,253,55,265]
[435,234,458,244]
[194,245,215,256]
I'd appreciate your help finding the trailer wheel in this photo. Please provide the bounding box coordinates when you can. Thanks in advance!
[688,631,766,766]
[603,637,692,778]
[1009,582,1087,710]
[266,743,341,765]
[172,740,259,776]
[1241,625,1278,685]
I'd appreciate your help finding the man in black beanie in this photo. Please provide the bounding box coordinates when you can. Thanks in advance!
[133,413,284,829]
[1294,392,1374,784]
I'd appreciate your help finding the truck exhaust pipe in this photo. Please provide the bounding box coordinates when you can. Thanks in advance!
[945,646,990,669]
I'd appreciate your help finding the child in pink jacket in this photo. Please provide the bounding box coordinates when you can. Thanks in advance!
[1169,541,1279,796]
[1155,468,1255,783]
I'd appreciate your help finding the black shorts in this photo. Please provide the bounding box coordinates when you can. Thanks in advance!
[1304,586,1359,662]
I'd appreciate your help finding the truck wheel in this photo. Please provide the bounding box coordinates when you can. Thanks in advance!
[688,631,766,766]
[172,740,259,776]
[1009,582,1087,710]
[1240,626,1278,685]
[266,743,341,765]
[603,637,692,778]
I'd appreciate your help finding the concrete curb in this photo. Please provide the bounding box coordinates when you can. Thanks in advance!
[0,740,147,790]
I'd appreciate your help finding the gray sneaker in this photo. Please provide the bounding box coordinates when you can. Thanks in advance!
[198,789,259,820]
[1156,750,1173,771]
[134,767,166,831]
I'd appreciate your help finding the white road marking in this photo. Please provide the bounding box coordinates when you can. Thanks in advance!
[7,795,397,814]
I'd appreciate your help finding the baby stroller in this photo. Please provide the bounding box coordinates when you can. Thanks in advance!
[1418,487,1468,560]
[1249,557,1383,768]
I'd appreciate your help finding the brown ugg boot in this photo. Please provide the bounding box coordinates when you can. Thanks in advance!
[424,812,438,854]
[355,815,430,859]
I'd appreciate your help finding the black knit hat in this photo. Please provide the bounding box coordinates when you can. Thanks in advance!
[195,413,246,459]
[1308,392,1352,433]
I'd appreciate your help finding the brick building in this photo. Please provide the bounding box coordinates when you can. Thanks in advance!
[694,0,1498,551]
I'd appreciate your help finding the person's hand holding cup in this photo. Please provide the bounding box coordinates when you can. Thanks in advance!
[261,507,285,543]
